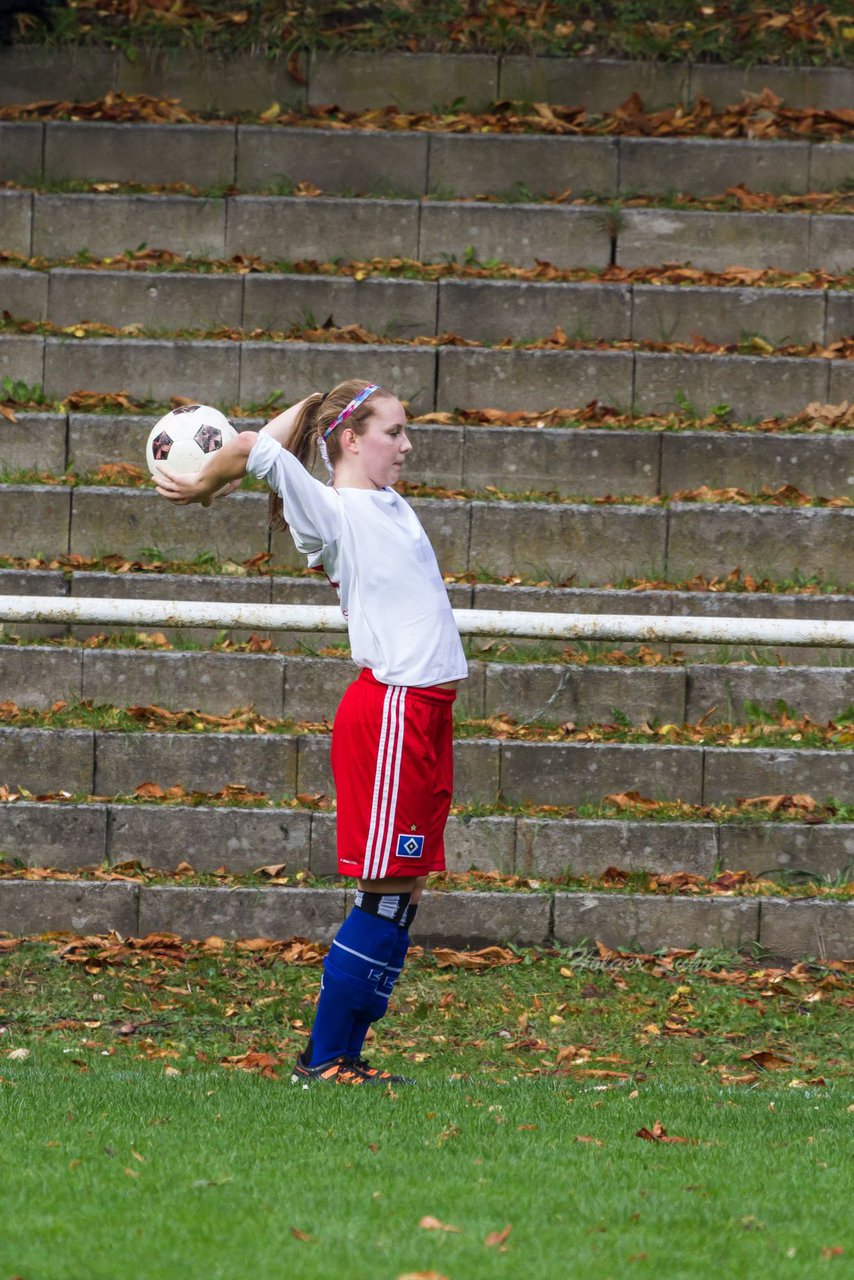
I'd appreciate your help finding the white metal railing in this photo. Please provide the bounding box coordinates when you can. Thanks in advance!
[0,596,851,647]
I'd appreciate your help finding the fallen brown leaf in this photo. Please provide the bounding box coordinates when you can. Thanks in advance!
[741,1050,794,1071]
[636,1120,695,1144]
[418,1216,461,1234]
[220,1051,281,1079]
[397,1273,450,1280]
[432,946,521,969]
[484,1223,513,1248]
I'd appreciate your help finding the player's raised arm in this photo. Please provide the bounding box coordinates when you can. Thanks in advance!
[153,431,259,507]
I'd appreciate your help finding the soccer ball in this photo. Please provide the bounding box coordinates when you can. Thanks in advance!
[145,404,237,476]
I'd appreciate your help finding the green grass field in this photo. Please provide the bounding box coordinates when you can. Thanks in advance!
[0,938,850,1279]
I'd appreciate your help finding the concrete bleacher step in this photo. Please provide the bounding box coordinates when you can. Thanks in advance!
[1,46,852,114]
[0,872,848,958]
[1,722,850,813]
[4,413,854,498]
[4,267,854,351]
[3,119,854,199]
[3,483,851,585]
[3,332,853,418]
[4,188,852,275]
[2,645,852,725]
[3,799,852,884]
[2,112,851,421]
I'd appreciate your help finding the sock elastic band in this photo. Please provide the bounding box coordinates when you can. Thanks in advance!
[354,889,412,926]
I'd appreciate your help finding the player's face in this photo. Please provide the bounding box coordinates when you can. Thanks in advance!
[352,395,412,488]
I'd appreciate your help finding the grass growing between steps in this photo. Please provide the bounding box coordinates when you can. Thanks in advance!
[3,464,852,511]
[11,0,854,64]
[0,629,753,670]
[5,249,854,296]
[4,782,854,840]
[5,313,854,368]
[2,553,848,596]
[4,175,854,215]
[0,937,850,1280]
[0,861,851,901]
[2,697,853,748]
[3,380,853,438]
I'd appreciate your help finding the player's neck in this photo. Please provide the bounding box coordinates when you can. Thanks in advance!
[332,462,384,491]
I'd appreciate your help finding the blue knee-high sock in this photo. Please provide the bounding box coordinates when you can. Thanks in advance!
[346,925,412,1060]
[307,907,399,1066]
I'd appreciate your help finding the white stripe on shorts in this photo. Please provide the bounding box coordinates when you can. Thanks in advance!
[362,684,395,878]
[363,685,407,879]
[375,686,407,879]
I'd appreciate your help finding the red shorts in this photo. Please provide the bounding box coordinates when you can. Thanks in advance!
[332,669,457,880]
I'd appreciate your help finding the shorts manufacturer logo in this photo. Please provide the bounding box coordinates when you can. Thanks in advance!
[396,833,424,859]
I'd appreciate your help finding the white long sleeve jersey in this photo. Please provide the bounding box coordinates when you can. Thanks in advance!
[247,433,468,688]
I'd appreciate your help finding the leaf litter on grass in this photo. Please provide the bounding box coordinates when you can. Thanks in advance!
[2,697,851,751]
[0,923,849,1276]
[4,87,854,143]
[7,0,854,62]
[6,311,854,370]
[5,247,854,298]
[0,856,850,903]
[0,934,849,1092]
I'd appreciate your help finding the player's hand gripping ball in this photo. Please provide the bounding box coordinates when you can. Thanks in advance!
[145,404,237,476]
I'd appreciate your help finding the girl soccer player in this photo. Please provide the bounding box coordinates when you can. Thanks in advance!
[153,380,468,1084]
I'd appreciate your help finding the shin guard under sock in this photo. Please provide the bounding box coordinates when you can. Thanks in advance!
[307,905,399,1066]
[346,922,413,1060]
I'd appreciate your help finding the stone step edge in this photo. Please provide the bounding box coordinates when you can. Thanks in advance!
[9,414,854,460]
[7,640,854,674]
[5,192,850,294]
[2,727,851,816]
[4,335,853,421]
[0,880,849,960]
[7,481,854,516]
[11,412,853,436]
[4,264,851,298]
[2,802,852,882]
[11,182,849,216]
[6,321,853,363]
[4,193,851,286]
[4,270,854,354]
[5,488,853,597]
[1,48,851,113]
[3,123,853,202]
[4,475,852,509]
[4,646,853,728]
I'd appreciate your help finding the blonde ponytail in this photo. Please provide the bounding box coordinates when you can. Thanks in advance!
[268,392,324,532]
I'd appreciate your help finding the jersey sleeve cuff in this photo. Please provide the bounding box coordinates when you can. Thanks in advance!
[246,432,282,480]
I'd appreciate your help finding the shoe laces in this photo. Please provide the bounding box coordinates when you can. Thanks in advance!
[351,1056,391,1078]
[352,1055,413,1083]
[334,1060,371,1083]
